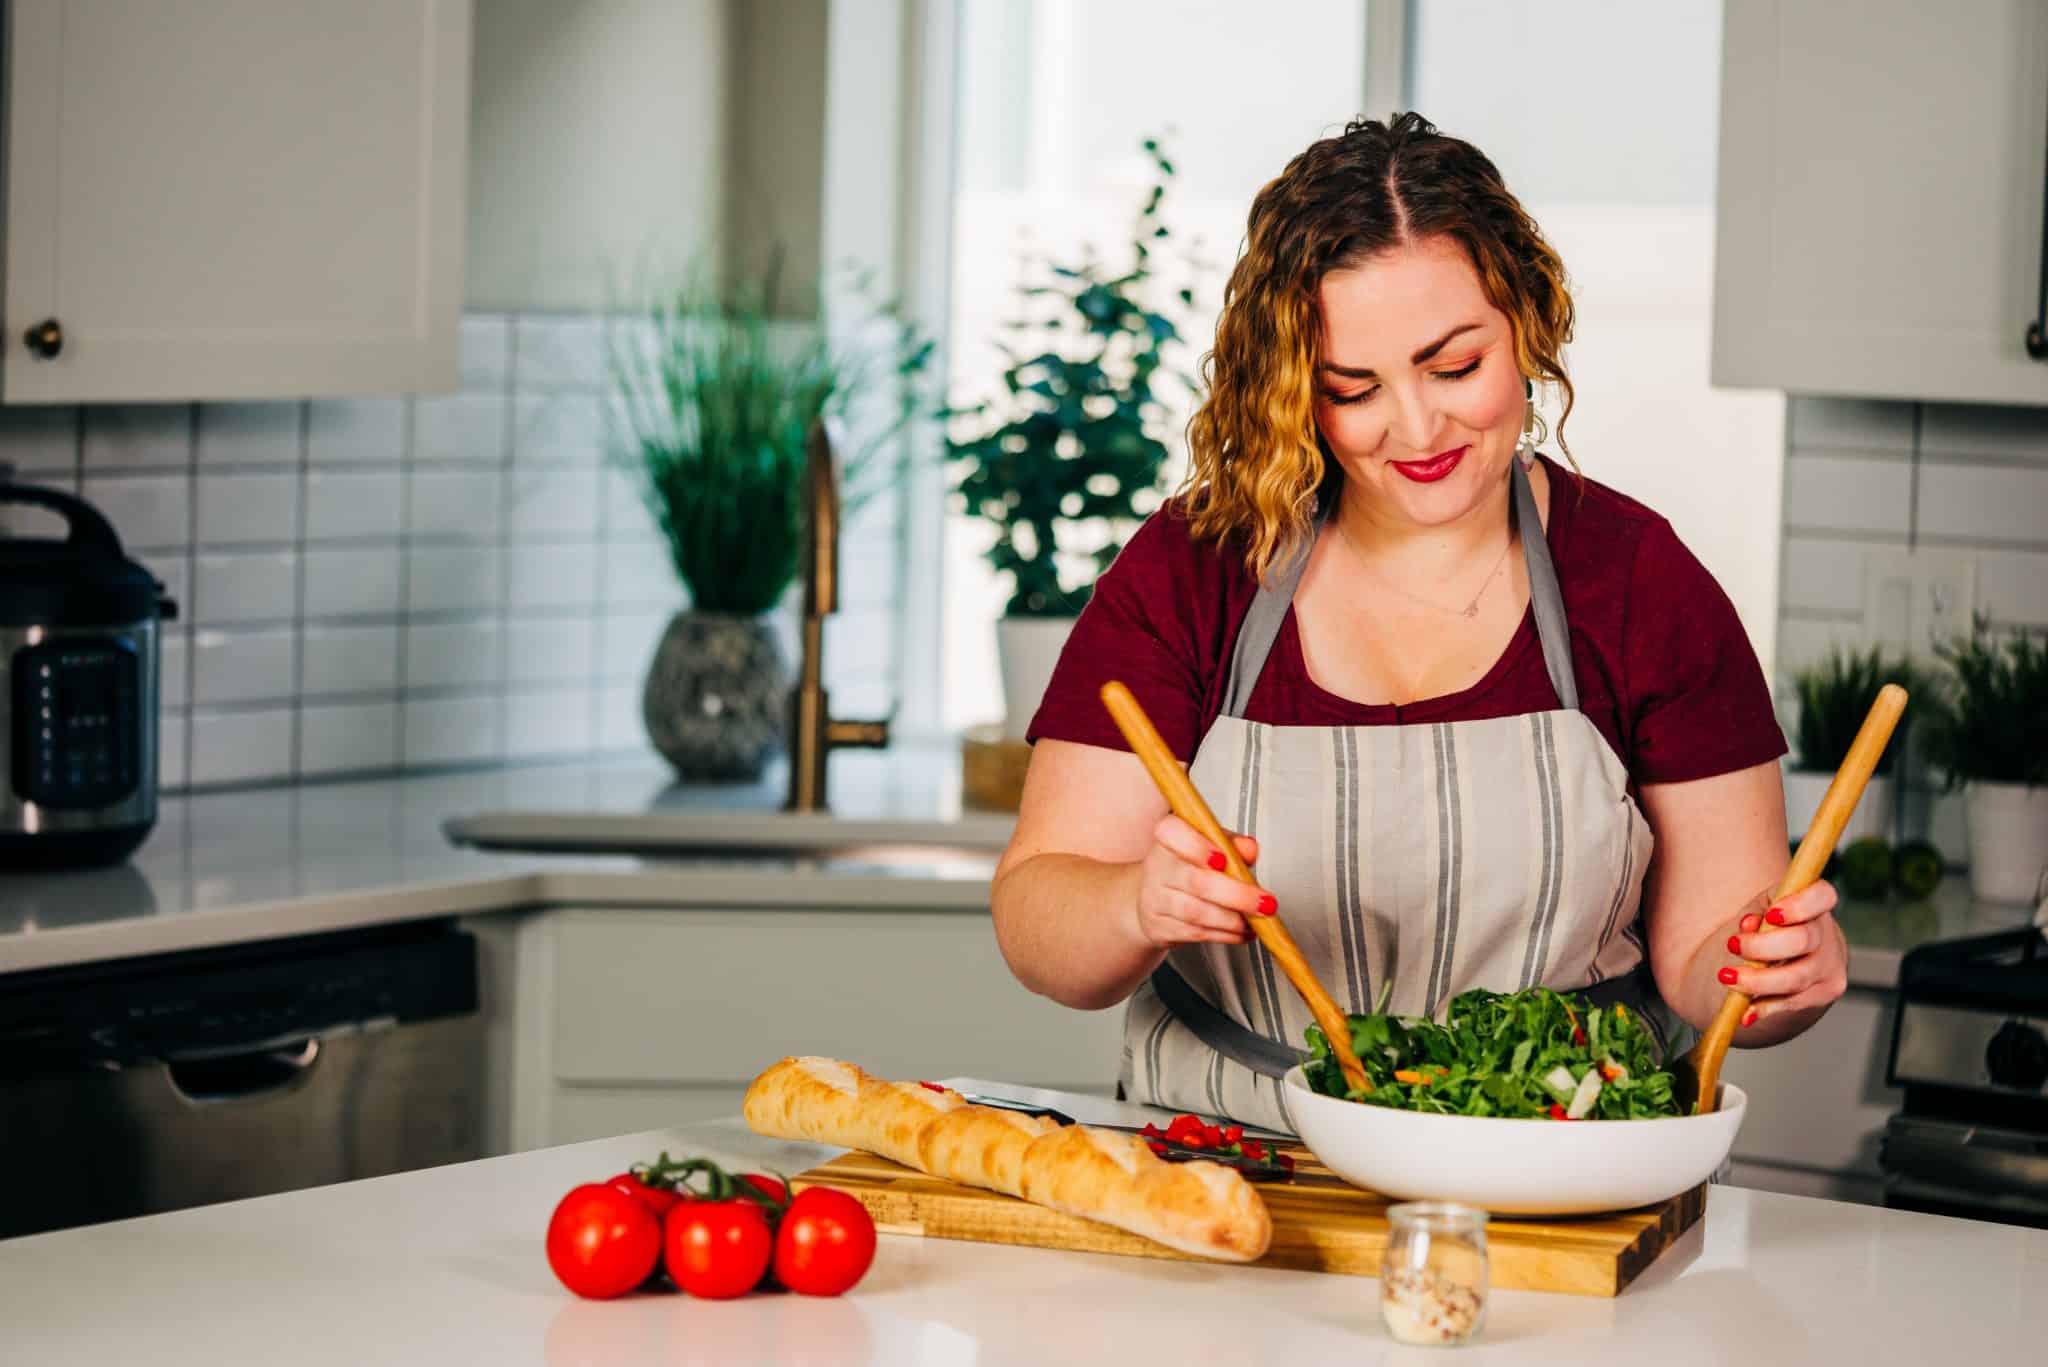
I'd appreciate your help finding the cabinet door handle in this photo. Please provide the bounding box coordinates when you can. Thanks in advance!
[2029,85,2048,361]
[22,318,63,360]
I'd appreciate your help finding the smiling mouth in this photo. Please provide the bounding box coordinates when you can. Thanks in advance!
[1390,445,1468,483]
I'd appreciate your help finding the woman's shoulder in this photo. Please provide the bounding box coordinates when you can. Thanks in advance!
[1544,458,1701,593]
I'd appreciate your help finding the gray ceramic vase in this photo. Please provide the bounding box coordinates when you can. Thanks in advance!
[642,611,788,782]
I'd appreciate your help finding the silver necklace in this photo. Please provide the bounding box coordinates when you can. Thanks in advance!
[1338,520,1515,619]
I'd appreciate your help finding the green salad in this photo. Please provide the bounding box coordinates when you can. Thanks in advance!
[1303,986,1681,1120]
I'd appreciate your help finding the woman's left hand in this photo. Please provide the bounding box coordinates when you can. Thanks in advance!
[1721,879,1849,1029]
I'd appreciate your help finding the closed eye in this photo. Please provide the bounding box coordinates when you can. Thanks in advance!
[1322,357,1482,407]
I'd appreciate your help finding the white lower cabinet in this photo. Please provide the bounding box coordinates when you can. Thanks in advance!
[495,907,1125,1152]
[1717,986,1902,1204]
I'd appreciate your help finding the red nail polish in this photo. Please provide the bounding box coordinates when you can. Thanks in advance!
[1740,914,1762,934]
[1741,1009,1758,1028]
[1765,908,1786,925]
[1257,894,1278,916]
[1718,967,1739,986]
[1207,850,1227,871]
[1727,935,1743,955]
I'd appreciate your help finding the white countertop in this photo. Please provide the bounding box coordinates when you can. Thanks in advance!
[0,747,2034,983]
[2,1082,2041,1366]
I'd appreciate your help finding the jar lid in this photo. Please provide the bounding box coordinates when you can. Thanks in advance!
[1386,1200,1490,1232]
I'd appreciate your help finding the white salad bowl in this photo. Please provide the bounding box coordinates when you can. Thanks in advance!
[1280,1065,1748,1216]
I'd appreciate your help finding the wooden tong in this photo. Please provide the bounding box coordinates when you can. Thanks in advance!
[1100,681,1373,1094]
[1673,683,1909,1114]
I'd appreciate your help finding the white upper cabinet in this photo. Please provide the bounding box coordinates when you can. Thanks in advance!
[1712,0,2048,404]
[1,0,471,404]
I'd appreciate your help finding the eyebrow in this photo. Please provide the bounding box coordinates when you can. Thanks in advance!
[1321,322,1483,379]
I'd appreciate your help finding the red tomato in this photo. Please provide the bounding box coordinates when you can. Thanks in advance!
[546,1184,662,1299]
[607,1171,683,1218]
[740,1173,789,1205]
[772,1188,877,1297]
[664,1200,774,1299]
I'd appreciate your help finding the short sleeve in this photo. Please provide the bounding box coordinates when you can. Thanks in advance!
[1024,511,1213,760]
[1622,521,1787,785]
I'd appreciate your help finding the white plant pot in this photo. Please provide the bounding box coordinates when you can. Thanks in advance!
[1963,781,2048,905]
[1783,767,1894,852]
[996,616,1078,741]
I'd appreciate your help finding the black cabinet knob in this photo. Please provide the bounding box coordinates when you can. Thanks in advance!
[22,318,63,360]
[1985,1019,2048,1091]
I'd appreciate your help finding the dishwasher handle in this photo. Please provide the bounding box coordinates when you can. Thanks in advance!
[164,1037,322,1105]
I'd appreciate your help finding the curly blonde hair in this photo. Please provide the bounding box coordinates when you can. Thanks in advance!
[1181,113,1577,581]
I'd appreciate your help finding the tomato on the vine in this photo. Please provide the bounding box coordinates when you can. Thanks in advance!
[772,1187,877,1297]
[740,1173,789,1205]
[664,1199,774,1299]
[546,1184,662,1299]
[607,1171,684,1218]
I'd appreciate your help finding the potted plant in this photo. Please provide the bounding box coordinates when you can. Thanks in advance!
[609,262,930,781]
[944,138,1198,739]
[1922,619,2048,903]
[1784,645,1919,850]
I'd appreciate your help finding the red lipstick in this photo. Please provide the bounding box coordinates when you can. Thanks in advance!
[1390,445,1468,483]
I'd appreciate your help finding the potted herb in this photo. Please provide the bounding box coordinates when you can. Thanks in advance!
[609,263,930,781]
[944,138,1198,738]
[1784,646,1920,851]
[1922,619,2048,903]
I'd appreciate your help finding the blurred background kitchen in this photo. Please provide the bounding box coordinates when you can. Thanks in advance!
[2,0,2044,1238]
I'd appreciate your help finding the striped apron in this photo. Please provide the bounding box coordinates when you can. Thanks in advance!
[1119,459,1674,1133]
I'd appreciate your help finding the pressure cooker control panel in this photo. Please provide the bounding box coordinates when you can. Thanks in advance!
[11,639,141,809]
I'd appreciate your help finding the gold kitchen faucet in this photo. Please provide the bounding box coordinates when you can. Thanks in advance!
[786,416,890,811]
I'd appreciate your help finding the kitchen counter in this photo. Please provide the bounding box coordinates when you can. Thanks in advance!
[2,1082,2041,1366]
[0,747,2035,981]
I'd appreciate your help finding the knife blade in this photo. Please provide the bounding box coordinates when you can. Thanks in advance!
[954,1092,1294,1181]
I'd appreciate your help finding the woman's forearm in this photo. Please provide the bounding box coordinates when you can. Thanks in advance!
[991,853,1162,1011]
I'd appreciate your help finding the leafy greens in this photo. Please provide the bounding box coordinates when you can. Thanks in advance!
[1302,986,1681,1120]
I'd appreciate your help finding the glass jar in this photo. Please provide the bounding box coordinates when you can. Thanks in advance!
[1381,1202,1489,1346]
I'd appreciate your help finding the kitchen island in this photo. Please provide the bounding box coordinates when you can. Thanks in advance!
[2,1083,2041,1366]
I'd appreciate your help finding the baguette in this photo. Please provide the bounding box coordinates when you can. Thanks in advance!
[742,1056,1272,1262]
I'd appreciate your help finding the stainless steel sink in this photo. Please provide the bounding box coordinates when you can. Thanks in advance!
[442,809,1015,868]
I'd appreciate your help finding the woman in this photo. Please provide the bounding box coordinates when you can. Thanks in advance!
[989,114,1845,1132]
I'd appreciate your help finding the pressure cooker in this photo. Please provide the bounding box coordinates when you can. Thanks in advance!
[1,482,178,868]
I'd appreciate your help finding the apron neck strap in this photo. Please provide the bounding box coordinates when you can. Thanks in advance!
[1219,457,1580,718]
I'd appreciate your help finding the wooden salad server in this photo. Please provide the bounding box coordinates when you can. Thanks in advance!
[1674,683,1909,1115]
[1100,680,1373,1094]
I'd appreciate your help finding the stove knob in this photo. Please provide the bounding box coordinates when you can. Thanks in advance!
[1984,1020,2048,1091]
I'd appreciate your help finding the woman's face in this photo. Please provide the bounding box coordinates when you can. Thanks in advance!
[1312,234,1527,530]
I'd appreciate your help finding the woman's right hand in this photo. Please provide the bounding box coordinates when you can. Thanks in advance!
[1132,815,1276,948]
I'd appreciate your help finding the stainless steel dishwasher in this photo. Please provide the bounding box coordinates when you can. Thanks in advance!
[0,920,484,1239]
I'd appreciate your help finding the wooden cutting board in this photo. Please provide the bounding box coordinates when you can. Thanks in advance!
[792,1147,1704,1298]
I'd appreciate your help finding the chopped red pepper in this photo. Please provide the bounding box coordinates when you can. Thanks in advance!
[1222,1124,1244,1145]
[1240,1140,1265,1160]
[1549,1103,1570,1120]
[1572,1026,1587,1046]
[918,1081,947,1094]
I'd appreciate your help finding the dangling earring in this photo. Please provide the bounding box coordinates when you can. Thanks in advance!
[1515,400,1539,468]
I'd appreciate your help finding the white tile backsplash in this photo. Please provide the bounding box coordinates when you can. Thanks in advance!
[46,310,898,793]
[192,628,296,705]
[308,398,406,466]
[1974,547,2048,628]
[189,707,294,785]
[414,394,507,464]
[299,701,400,775]
[1918,404,2048,463]
[509,542,600,609]
[305,469,404,542]
[1782,455,1913,535]
[515,317,608,391]
[303,623,402,696]
[508,616,597,684]
[193,551,299,625]
[159,717,190,789]
[197,403,300,467]
[405,619,504,690]
[1784,397,1915,454]
[407,468,505,540]
[197,471,300,545]
[81,473,191,550]
[302,547,403,617]
[0,405,80,472]
[406,545,503,614]
[509,467,600,538]
[403,695,503,765]
[1916,461,2048,546]
[83,406,190,470]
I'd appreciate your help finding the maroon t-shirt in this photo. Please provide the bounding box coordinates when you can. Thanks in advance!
[1027,456,1786,787]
